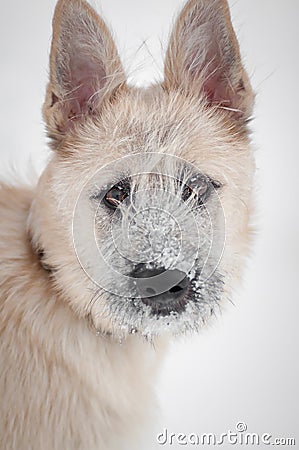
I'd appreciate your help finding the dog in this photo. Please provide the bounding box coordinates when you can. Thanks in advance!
[0,0,255,448]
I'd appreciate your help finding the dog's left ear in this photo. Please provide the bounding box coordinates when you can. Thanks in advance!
[44,0,126,146]
[164,0,254,121]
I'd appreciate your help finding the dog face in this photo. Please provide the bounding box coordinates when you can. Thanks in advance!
[29,0,255,338]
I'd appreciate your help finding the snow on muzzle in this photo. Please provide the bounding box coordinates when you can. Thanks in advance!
[72,153,225,299]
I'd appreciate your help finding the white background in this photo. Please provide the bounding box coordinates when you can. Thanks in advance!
[1,1,298,449]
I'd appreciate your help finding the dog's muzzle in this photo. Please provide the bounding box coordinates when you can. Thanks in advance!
[131,264,190,315]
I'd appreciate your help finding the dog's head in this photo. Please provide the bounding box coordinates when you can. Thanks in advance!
[29,0,255,338]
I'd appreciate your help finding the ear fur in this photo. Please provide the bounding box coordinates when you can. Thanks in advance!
[164,0,254,120]
[43,0,126,146]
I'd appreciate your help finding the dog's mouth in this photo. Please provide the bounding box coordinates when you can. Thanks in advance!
[124,271,223,336]
[139,287,190,317]
[93,267,224,337]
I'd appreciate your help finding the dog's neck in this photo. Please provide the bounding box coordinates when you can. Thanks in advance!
[28,232,121,340]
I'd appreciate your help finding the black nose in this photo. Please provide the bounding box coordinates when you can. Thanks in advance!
[131,265,190,310]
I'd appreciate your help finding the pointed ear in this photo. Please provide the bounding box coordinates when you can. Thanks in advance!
[43,0,126,144]
[164,0,254,121]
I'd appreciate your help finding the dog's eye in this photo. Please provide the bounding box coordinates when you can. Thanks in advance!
[182,175,221,205]
[103,183,129,210]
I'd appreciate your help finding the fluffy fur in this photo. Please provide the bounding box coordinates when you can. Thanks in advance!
[0,0,255,448]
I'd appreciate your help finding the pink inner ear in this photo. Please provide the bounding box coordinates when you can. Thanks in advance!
[63,55,106,120]
[192,43,234,108]
[202,73,245,114]
[183,22,243,112]
[69,80,96,115]
[63,77,97,121]
[203,74,231,107]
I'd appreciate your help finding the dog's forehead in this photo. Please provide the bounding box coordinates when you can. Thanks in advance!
[101,88,219,154]
[86,89,213,156]
[62,87,250,188]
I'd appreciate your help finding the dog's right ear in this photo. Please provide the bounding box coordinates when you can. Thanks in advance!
[164,0,254,122]
[43,0,125,147]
